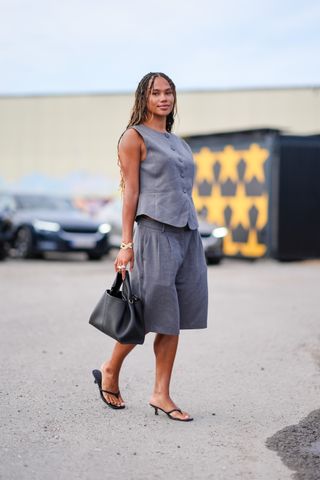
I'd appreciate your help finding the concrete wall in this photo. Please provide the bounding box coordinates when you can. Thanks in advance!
[0,94,134,190]
[0,86,319,194]
[178,87,320,136]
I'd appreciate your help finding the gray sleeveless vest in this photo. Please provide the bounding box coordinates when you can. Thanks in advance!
[130,124,199,230]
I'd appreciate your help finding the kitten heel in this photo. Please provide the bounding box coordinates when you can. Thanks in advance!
[150,404,159,415]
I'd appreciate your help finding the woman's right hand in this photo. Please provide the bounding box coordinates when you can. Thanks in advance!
[114,248,134,280]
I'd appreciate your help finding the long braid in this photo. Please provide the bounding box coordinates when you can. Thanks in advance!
[117,72,177,194]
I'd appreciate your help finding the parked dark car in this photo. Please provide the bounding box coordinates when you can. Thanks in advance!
[95,198,227,264]
[0,210,12,260]
[0,192,112,260]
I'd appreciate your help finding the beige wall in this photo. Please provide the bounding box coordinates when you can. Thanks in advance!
[0,87,319,191]
[0,94,134,182]
[178,87,320,136]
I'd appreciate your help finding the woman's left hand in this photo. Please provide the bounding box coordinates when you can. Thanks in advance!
[114,248,134,280]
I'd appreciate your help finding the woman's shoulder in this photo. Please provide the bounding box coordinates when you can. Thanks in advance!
[119,126,144,149]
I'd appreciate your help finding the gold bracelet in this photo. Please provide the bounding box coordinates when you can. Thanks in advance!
[120,242,133,250]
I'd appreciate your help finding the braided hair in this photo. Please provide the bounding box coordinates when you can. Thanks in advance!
[117,72,177,194]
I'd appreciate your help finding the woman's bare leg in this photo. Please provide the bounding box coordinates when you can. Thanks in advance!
[100,342,136,407]
[149,333,192,420]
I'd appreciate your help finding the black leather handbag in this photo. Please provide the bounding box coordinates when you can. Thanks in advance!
[89,270,145,344]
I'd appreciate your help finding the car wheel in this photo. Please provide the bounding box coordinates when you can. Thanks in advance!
[0,243,7,260]
[14,227,34,259]
[87,252,104,261]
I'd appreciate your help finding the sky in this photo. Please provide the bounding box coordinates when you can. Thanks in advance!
[0,0,320,95]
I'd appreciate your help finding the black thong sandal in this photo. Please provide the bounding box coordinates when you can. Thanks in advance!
[92,369,125,410]
[149,403,193,422]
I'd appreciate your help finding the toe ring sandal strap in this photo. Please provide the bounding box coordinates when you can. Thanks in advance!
[100,389,120,398]
[167,408,182,415]
[92,369,125,410]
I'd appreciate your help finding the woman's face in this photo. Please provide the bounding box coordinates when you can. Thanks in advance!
[146,76,174,117]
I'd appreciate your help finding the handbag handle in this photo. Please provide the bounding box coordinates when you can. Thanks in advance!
[110,271,134,302]
[110,271,124,294]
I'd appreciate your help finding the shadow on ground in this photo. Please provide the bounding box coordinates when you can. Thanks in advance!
[266,409,320,480]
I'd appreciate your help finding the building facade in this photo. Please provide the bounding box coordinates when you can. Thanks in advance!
[0,86,319,196]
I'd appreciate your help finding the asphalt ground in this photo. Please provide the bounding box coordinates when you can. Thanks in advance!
[0,254,319,480]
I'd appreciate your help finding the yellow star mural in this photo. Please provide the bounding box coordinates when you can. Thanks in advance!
[240,230,267,257]
[218,145,241,183]
[193,184,227,226]
[193,147,216,183]
[224,229,267,257]
[206,184,228,225]
[192,187,208,211]
[192,140,270,259]
[228,183,254,230]
[223,234,242,256]
[243,143,269,183]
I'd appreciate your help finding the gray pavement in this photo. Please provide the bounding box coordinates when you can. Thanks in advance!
[1,254,320,480]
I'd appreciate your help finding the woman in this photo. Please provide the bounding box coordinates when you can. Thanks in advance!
[93,72,208,422]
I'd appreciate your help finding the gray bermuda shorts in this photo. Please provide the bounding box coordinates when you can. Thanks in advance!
[130,216,208,336]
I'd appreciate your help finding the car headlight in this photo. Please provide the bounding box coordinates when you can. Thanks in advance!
[98,223,111,234]
[212,227,228,238]
[33,220,61,232]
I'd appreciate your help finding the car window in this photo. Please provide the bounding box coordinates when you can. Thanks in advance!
[14,195,77,211]
[0,194,16,212]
